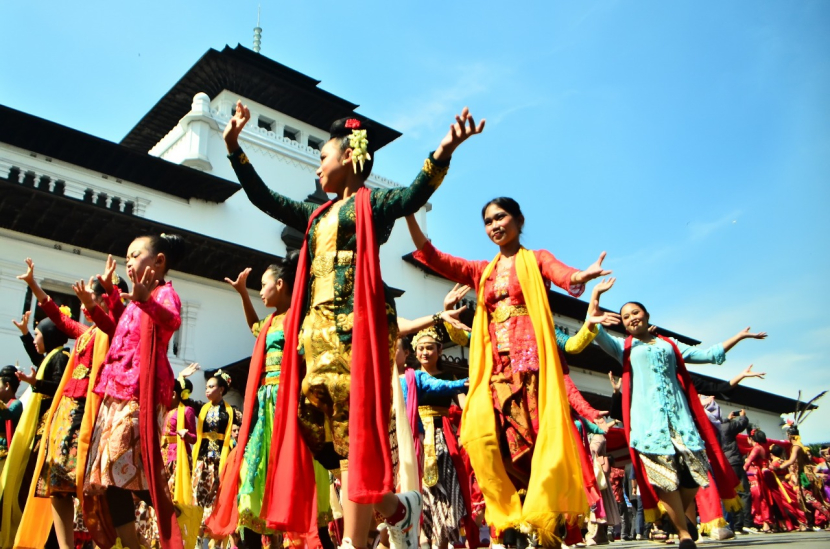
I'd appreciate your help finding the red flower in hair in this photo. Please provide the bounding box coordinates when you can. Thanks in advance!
[345,118,361,129]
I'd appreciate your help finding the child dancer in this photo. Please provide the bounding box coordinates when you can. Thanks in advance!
[14,259,126,549]
[224,99,484,549]
[84,234,185,549]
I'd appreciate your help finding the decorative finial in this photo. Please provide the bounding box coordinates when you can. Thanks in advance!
[253,5,262,53]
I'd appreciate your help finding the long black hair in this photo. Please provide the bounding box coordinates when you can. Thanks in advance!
[0,365,20,394]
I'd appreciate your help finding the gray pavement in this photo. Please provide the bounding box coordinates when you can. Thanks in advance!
[605,530,830,548]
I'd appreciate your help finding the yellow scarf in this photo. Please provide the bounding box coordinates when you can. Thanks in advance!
[173,403,201,549]
[13,330,109,549]
[461,248,586,544]
[0,346,67,549]
[192,401,234,476]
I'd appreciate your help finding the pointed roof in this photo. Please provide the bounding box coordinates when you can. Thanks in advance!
[121,45,402,153]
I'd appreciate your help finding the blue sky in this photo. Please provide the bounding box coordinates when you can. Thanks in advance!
[2,1,828,441]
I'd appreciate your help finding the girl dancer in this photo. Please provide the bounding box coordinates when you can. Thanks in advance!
[744,429,772,532]
[84,234,185,549]
[407,198,612,544]
[589,284,766,549]
[14,259,124,549]
[223,100,484,549]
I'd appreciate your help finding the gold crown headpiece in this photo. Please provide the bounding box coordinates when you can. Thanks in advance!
[411,326,442,350]
[214,369,232,386]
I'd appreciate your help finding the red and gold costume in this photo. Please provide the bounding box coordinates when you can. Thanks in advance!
[744,443,771,528]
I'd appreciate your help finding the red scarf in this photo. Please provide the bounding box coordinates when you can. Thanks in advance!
[262,187,393,532]
[404,368,424,483]
[206,312,276,537]
[622,335,739,517]
[139,284,182,549]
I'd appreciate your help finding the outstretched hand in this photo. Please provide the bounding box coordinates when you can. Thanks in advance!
[441,306,472,333]
[181,362,200,378]
[608,371,622,394]
[574,252,612,285]
[224,268,252,294]
[444,283,471,311]
[588,310,621,327]
[434,107,485,162]
[73,278,98,311]
[595,417,619,433]
[122,267,159,303]
[739,327,768,341]
[16,258,35,286]
[740,364,766,380]
[97,255,117,294]
[224,100,251,152]
[16,367,37,386]
[12,311,31,335]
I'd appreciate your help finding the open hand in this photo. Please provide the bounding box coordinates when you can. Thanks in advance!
[740,364,766,380]
[739,327,768,341]
[441,306,472,333]
[97,255,117,294]
[434,107,485,161]
[444,283,471,311]
[181,362,200,378]
[595,417,619,432]
[122,266,158,303]
[177,429,190,439]
[16,258,35,286]
[73,278,98,311]
[224,101,251,152]
[12,311,31,335]
[591,277,616,297]
[16,367,37,386]
[588,310,621,327]
[574,252,612,285]
[224,268,252,294]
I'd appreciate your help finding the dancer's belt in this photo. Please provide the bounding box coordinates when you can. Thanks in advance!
[203,432,225,441]
[71,364,91,379]
[491,303,528,324]
[310,251,355,278]
[164,435,178,443]
[262,377,280,386]
[418,406,451,488]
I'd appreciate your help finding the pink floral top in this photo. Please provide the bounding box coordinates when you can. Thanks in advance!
[94,283,181,406]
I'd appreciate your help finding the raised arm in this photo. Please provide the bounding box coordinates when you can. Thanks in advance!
[730,364,766,387]
[408,216,487,288]
[12,311,42,364]
[224,268,260,331]
[594,326,625,364]
[224,101,316,230]
[415,370,468,398]
[125,270,181,332]
[721,327,768,353]
[536,249,583,297]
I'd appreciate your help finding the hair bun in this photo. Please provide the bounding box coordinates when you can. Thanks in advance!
[159,233,186,270]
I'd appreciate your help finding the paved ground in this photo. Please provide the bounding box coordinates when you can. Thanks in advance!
[604,530,830,548]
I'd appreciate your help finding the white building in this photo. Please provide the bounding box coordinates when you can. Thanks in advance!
[0,45,802,436]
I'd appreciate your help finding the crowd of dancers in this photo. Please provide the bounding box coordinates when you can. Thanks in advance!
[0,103,828,549]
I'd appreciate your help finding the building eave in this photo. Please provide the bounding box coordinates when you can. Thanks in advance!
[0,104,240,203]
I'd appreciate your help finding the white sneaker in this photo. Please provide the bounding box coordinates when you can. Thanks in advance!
[386,491,423,549]
[341,538,357,549]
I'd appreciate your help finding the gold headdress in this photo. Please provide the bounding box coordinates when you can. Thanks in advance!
[214,369,232,387]
[177,375,191,400]
[411,326,443,350]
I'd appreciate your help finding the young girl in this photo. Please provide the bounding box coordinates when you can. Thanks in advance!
[162,363,199,492]
[744,429,772,532]
[14,259,127,549]
[1,304,70,548]
[590,284,766,549]
[407,198,611,545]
[84,234,185,549]
[224,100,484,549]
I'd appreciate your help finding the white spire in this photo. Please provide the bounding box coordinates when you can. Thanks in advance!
[253,4,262,53]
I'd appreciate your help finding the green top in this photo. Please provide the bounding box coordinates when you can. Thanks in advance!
[252,313,286,382]
[230,148,450,344]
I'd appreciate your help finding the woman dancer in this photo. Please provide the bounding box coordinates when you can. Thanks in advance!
[84,234,186,549]
[766,444,808,530]
[1,305,70,548]
[223,99,484,549]
[407,198,612,544]
[0,366,22,475]
[14,259,125,549]
[744,429,772,532]
[590,285,766,549]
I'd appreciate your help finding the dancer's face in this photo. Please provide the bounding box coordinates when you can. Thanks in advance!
[33,328,46,354]
[260,271,281,308]
[126,237,162,282]
[205,378,224,403]
[317,140,351,195]
[620,303,649,336]
[416,339,441,369]
[483,204,521,248]
[394,339,410,372]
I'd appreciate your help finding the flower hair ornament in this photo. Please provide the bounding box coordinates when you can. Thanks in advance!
[59,305,72,318]
[177,375,191,400]
[345,118,371,174]
[412,326,443,350]
[215,369,232,387]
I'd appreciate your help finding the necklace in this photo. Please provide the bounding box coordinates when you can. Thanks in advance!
[75,327,97,354]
